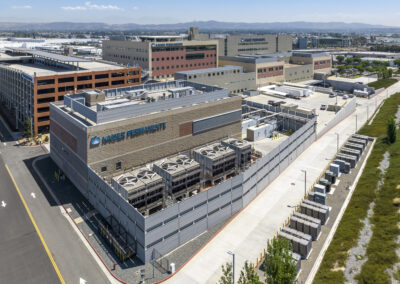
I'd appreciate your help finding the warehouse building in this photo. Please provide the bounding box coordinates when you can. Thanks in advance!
[102,36,218,80]
[50,79,317,263]
[0,48,141,134]
[174,65,256,94]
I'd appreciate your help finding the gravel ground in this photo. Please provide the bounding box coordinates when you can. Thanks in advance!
[344,151,390,283]
[386,107,400,282]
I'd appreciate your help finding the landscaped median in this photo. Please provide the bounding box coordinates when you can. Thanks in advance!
[368,78,398,90]
[314,93,400,284]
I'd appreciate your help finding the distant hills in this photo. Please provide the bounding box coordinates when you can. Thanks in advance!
[0,21,398,32]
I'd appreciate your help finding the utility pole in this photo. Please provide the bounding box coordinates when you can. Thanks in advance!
[355,114,358,133]
[227,251,235,284]
[301,169,307,196]
[30,115,33,141]
[335,133,339,152]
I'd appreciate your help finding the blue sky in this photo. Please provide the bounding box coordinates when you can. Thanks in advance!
[1,0,400,25]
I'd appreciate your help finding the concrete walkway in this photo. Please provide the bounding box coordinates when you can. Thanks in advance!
[164,82,400,284]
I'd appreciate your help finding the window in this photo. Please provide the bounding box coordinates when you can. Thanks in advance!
[77,84,92,90]
[111,80,125,86]
[111,72,124,78]
[77,75,92,81]
[58,77,74,83]
[186,53,205,60]
[37,97,55,104]
[37,79,55,85]
[269,68,274,72]
[58,86,74,92]
[156,58,159,61]
[95,82,109,88]
[127,78,139,84]
[38,116,50,122]
[37,107,50,113]
[37,88,55,95]
[116,162,121,170]
[101,166,107,172]
[95,73,109,79]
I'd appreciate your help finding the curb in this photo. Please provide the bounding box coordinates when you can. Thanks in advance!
[32,155,130,284]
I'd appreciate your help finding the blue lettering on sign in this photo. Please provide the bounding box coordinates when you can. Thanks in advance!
[151,42,183,47]
[90,136,101,147]
[92,122,167,146]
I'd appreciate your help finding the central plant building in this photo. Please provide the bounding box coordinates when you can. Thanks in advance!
[50,80,317,263]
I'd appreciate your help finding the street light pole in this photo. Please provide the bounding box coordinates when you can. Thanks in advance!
[335,133,339,152]
[355,114,358,133]
[227,251,235,284]
[301,170,307,196]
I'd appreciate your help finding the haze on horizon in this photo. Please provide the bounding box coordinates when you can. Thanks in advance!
[0,0,400,27]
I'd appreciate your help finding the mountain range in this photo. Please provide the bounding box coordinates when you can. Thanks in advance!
[0,21,398,32]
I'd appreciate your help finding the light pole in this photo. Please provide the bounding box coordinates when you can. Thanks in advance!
[355,114,358,133]
[301,170,307,196]
[227,251,235,284]
[335,133,339,152]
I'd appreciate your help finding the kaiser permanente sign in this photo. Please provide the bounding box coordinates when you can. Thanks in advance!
[90,122,166,147]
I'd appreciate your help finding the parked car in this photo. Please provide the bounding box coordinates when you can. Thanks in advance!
[320,104,327,110]
[343,95,349,99]
[329,93,336,98]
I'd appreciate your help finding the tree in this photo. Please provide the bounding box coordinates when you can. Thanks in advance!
[388,68,393,78]
[394,59,400,67]
[345,57,354,65]
[353,57,362,64]
[336,55,345,64]
[387,115,397,144]
[238,261,262,284]
[219,262,233,284]
[24,117,32,139]
[264,238,297,284]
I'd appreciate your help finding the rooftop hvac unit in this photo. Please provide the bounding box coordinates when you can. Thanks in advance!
[193,142,237,186]
[153,155,201,201]
[222,138,252,169]
[112,168,165,216]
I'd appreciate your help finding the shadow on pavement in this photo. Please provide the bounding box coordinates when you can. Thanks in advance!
[24,155,145,272]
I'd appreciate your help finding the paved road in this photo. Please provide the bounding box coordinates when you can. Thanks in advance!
[0,121,112,284]
[0,154,61,284]
[165,82,400,283]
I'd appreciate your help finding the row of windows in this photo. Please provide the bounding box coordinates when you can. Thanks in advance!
[257,66,284,73]
[151,53,215,62]
[315,60,331,65]
[110,54,148,62]
[38,80,128,95]
[152,61,215,71]
[187,69,240,80]
[238,47,271,52]
[38,73,120,85]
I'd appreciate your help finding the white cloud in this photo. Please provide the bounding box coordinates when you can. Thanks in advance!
[133,6,139,11]
[11,5,32,9]
[62,2,122,11]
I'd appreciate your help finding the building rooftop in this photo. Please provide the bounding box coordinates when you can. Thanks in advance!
[0,48,129,76]
[55,80,229,126]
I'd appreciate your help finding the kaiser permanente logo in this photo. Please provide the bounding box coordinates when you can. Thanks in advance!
[90,122,166,147]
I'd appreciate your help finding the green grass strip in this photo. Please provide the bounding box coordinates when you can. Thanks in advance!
[314,93,400,284]
[367,78,397,90]
[356,131,400,283]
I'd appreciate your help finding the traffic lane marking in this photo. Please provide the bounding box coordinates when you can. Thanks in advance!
[5,164,65,284]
